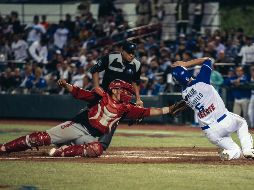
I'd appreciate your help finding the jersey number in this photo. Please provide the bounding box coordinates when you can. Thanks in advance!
[195,103,205,112]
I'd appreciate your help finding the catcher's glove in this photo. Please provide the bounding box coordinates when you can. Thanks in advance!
[169,100,188,116]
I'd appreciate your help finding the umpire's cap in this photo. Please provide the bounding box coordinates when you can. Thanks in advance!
[122,41,137,54]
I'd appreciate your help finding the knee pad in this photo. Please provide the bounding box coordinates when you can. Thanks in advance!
[84,142,103,158]
[28,132,51,147]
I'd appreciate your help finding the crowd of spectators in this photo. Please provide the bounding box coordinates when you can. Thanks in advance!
[0,1,253,127]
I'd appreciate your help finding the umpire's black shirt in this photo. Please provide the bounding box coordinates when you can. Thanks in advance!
[90,52,141,90]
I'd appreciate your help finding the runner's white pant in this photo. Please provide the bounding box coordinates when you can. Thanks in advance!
[202,112,253,160]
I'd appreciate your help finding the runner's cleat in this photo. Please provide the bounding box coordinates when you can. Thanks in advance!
[243,149,254,159]
[218,149,230,161]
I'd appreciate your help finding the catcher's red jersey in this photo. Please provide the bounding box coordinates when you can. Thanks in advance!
[88,94,125,133]
[71,86,150,134]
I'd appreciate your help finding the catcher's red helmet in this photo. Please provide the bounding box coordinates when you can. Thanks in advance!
[108,79,135,95]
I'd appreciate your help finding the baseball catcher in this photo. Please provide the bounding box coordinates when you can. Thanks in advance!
[0,79,178,158]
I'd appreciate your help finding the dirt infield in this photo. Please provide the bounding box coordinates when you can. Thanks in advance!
[0,146,254,165]
[0,120,254,165]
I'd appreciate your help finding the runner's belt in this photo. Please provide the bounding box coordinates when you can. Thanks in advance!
[201,114,227,130]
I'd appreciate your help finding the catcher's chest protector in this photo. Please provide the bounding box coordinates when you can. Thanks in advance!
[88,94,126,134]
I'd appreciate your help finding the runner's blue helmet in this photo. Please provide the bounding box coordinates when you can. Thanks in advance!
[172,66,191,86]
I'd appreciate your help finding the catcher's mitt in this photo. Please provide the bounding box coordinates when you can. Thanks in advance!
[169,100,188,116]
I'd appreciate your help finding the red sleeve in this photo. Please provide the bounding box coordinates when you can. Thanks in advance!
[71,86,97,102]
[125,104,151,119]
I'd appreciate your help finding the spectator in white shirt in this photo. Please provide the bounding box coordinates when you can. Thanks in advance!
[71,65,86,88]
[26,15,46,44]
[29,35,48,64]
[82,73,93,90]
[54,20,69,49]
[55,60,72,94]
[79,51,96,71]
[238,36,254,65]
[11,34,28,61]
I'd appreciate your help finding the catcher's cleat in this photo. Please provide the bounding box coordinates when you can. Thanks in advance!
[0,144,7,155]
[49,145,84,157]
[49,142,103,158]
[48,146,68,157]
[48,148,61,157]
[243,149,254,159]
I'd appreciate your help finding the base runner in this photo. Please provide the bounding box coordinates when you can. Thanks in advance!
[171,57,254,160]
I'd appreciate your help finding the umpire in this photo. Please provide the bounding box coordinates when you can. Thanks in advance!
[90,41,143,106]
[89,41,143,149]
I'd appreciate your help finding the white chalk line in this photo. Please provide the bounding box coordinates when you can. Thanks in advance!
[102,155,180,159]
[0,156,78,160]
[107,151,216,156]
[0,151,216,160]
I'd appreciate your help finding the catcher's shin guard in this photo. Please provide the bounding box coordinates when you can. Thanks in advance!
[1,136,28,153]
[2,131,51,153]
[28,132,51,147]
[49,142,103,158]
[84,142,103,157]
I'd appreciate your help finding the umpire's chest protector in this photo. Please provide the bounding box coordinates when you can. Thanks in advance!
[107,53,140,81]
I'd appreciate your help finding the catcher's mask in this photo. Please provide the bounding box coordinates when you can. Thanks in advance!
[108,79,135,103]
[172,66,191,86]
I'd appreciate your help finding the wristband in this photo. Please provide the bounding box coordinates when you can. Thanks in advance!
[162,107,168,114]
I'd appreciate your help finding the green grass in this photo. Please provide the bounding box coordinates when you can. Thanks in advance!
[0,124,214,148]
[0,123,242,148]
[0,123,254,190]
[112,129,214,148]
[0,162,254,190]
[0,124,51,142]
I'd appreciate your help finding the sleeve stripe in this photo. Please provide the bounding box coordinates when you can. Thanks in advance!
[204,64,212,70]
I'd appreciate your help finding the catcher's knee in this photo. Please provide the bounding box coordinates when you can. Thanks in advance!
[28,132,51,147]
[100,141,110,151]
[84,142,103,158]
